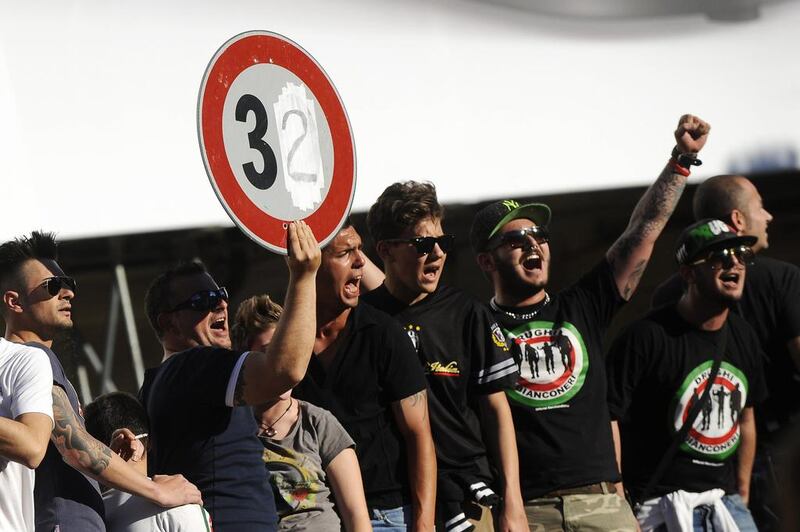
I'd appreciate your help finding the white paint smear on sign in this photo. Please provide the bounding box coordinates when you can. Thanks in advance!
[273,82,326,211]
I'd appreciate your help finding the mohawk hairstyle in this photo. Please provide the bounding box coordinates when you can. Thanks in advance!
[144,260,209,339]
[0,231,59,291]
[366,181,443,242]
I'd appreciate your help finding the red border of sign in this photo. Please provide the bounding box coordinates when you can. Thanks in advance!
[198,31,356,254]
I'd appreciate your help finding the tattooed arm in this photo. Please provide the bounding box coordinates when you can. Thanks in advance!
[607,114,711,300]
[51,386,202,507]
[392,390,437,532]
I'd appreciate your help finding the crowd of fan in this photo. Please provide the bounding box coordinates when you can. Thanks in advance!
[1,114,799,532]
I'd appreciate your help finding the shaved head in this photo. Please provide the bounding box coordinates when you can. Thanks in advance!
[692,174,773,252]
[692,174,750,223]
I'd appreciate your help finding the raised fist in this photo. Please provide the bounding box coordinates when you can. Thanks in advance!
[674,114,711,154]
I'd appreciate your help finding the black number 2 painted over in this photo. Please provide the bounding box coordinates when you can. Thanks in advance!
[235,94,277,190]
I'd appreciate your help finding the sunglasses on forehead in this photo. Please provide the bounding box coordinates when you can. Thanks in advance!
[168,287,229,313]
[488,226,550,250]
[41,276,77,297]
[690,245,755,270]
[384,234,456,255]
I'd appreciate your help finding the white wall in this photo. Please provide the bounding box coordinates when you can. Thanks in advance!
[1,0,798,241]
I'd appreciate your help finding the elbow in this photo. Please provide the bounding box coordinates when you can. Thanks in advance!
[22,443,48,469]
[285,367,306,389]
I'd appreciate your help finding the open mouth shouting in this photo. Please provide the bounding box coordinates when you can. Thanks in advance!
[719,271,741,290]
[522,251,543,272]
[210,315,227,333]
[422,263,441,283]
[344,274,362,298]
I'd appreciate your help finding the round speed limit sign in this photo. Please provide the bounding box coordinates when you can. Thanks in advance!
[198,31,356,254]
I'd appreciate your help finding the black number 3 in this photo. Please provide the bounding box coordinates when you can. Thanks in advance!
[235,94,277,190]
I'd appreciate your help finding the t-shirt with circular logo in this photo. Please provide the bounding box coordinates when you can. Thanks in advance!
[490,260,624,499]
[606,305,767,501]
[652,255,800,441]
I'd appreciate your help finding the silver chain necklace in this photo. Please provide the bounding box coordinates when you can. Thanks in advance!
[490,293,551,320]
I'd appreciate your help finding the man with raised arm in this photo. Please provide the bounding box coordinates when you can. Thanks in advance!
[293,222,437,531]
[470,115,710,530]
[140,221,320,531]
[0,232,201,531]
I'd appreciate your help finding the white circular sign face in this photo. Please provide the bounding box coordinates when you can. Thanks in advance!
[198,31,356,254]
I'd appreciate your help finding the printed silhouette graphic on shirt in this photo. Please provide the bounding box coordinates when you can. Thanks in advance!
[503,321,589,409]
[671,360,750,461]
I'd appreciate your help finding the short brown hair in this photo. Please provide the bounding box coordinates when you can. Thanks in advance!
[366,181,443,242]
[231,294,283,350]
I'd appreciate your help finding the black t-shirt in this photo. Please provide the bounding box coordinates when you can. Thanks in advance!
[653,256,800,438]
[363,285,519,503]
[490,260,625,500]
[292,302,427,510]
[140,346,277,531]
[607,306,767,500]
[31,343,105,532]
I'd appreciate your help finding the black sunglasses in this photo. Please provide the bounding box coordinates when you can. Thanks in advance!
[691,246,754,270]
[488,226,550,250]
[168,287,229,313]
[41,276,77,297]
[385,234,455,255]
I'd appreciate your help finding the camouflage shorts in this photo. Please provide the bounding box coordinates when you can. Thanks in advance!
[525,493,639,532]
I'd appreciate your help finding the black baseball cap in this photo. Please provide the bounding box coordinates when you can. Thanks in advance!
[675,218,757,265]
[470,200,551,252]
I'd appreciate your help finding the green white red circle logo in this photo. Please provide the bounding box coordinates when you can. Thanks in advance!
[671,360,749,460]
[503,321,588,408]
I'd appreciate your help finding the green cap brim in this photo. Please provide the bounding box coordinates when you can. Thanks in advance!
[488,203,552,241]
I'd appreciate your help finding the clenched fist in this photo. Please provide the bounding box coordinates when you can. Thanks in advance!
[674,114,711,154]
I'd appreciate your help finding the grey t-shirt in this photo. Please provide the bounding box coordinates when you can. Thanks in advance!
[261,400,355,531]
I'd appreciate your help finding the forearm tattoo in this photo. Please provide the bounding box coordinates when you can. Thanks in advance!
[51,387,112,476]
[608,166,687,296]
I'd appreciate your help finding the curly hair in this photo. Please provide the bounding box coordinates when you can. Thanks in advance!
[231,294,284,351]
[366,181,443,242]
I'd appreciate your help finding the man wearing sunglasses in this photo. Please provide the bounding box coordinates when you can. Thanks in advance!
[607,219,766,531]
[0,232,202,531]
[292,222,436,531]
[652,174,800,531]
[470,114,710,530]
[140,221,320,531]
[364,181,527,532]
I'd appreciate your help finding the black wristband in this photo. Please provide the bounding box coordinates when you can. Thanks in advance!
[671,146,702,167]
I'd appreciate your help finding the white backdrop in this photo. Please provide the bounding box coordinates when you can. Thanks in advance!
[1,0,798,241]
